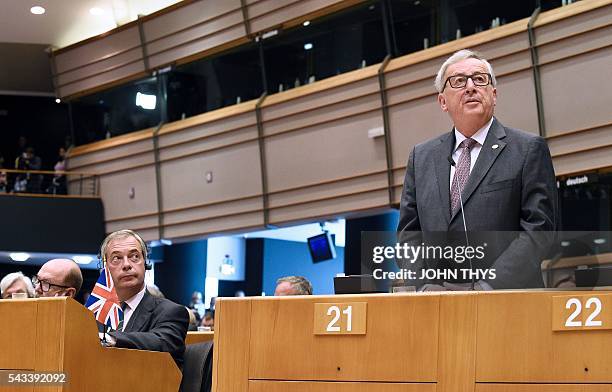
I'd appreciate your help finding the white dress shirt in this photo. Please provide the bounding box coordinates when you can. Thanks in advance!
[121,284,147,331]
[449,117,494,191]
[99,284,147,346]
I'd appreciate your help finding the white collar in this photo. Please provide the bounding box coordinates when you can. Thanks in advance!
[123,284,147,311]
[453,117,493,151]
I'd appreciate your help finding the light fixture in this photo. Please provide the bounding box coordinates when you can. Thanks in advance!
[73,255,94,264]
[55,98,61,103]
[560,241,571,247]
[135,92,157,110]
[9,252,30,262]
[594,238,607,245]
[89,7,105,16]
[304,43,313,50]
[303,20,310,26]
[30,6,45,15]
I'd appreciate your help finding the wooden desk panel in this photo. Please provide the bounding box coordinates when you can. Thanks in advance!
[248,294,439,382]
[186,331,214,345]
[249,380,437,392]
[476,384,612,392]
[0,298,182,392]
[0,300,37,370]
[476,292,612,383]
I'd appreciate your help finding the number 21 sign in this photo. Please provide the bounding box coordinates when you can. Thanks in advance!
[313,302,367,335]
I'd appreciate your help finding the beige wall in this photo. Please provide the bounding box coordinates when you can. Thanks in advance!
[67,0,612,240]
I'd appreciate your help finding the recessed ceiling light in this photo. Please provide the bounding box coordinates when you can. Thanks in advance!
[9,252,30,262]
[304,43,313,50]
[303,20,310,26]
[90,7,105,16]
[55,98,61,103]
[30,6,46,15]
[73,255,94,264]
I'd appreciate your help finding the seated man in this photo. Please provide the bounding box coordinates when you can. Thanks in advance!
[33,259,83,298]
[1,271,35,299]
[201,311,214,331]
[101,229,189,369]
[274,276,313,296]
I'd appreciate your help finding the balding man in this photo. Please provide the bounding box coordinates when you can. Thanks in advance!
[33,259,83,298]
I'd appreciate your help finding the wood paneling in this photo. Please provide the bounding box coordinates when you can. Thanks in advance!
[212,298,251,392]
[248,295,439,382]
[186,331,214,345]
[437,293,477,392]
[249,381,437,392]
[0,299,37,370]
[476,292,612,383]
[476,385,612,392]
[0,298,181,392]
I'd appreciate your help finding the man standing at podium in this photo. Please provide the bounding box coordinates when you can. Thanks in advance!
[397,49,558,290]
[100,229,189,368]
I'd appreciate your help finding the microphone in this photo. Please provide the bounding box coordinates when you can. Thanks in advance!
[448,156,475,290]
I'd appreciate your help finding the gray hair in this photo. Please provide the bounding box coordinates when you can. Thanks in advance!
[99,229,148,264]
[1,271,35,298]
[276,276,313,295]
[434,49,497,93]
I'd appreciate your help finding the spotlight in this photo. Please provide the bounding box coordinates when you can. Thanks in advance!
[9,252,30,262]
[135,92,157,110]
[73,255,94,264]
[30,6,45,15]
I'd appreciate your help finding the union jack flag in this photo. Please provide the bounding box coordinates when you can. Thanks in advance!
[85,267,123,330]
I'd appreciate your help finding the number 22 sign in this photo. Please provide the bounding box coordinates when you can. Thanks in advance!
[552,294,612,331]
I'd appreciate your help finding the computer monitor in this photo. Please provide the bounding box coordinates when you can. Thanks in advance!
[307,232,336,263]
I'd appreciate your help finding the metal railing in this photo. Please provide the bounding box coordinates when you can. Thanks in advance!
[0,169,99,197]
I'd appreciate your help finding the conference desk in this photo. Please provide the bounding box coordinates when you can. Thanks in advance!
[0,297,181,392]
[212,290,612,392]
[186,331,214,345]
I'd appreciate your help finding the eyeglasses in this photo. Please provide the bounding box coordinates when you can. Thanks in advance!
[443,72,492,91]
[32,276,69,292]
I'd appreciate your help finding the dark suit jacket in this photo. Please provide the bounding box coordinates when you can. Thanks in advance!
[398,118,558,289]
[110,291,189,368]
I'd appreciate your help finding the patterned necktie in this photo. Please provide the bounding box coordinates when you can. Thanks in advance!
[116,302,128,331]
[450,138,477,215]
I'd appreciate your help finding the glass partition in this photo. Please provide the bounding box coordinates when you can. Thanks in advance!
[166,42,263,122]
[71,76,161,145]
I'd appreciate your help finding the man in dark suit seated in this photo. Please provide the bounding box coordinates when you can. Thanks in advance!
[398,49,558,290]
[100,229,189,368]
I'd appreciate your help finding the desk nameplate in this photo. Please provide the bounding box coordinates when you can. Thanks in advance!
[313,302,367,335]
[552,294,612,331]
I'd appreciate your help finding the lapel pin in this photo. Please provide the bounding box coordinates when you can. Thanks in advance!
[492,144,499,149]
